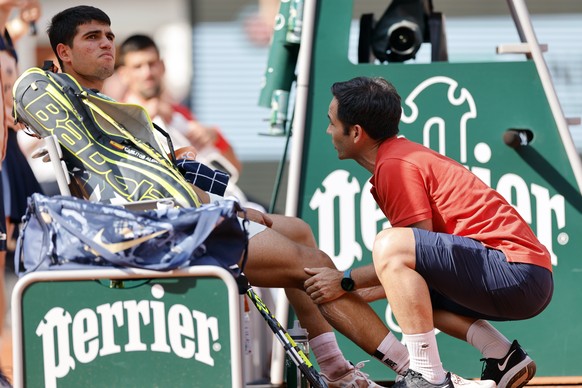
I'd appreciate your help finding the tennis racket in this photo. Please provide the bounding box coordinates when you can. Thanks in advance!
[245,285,328,388]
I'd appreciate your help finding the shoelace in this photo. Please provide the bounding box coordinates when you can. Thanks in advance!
[449,373,467,385]
[351,360,374,380]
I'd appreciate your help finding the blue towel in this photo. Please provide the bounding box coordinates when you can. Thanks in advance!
[177,159,230,196]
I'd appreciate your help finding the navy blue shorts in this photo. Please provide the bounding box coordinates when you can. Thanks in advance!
[413,228,553,321]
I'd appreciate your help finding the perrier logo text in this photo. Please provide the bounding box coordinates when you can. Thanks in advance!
[35,284,221,388]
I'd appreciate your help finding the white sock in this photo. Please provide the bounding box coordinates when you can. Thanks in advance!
[374,332,410,375]
[310,332,352,379]
[403,331,447,384]
[466,319,512,359]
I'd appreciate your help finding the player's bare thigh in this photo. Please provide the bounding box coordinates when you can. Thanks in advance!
[243,220,334,289]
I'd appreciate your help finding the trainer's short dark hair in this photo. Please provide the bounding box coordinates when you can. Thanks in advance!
[331,76,401,140]
[47,5,111,70]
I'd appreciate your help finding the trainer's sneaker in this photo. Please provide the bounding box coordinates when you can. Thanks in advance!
[450,373,497,388]
[393,370,496,388]
[320,360,385,387]
[481,340,536,388]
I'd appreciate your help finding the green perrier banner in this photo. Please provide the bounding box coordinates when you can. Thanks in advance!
[292,0,582,381]
[13,267,243,387]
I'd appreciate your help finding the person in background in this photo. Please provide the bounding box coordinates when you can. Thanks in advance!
[4,0,39,41]
[0,0,9,352]
[312,76,553,388]
[113,33,265,210]
[1,0,41,331]
[243,0,279,46]
[113,34,242,176]
[1,0,43,252]
[1,2,42,386]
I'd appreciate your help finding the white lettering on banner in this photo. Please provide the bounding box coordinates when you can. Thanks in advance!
[474,157,565,267]
[360,181,392,254]
[401,76,477,163]
[309,170,362,270]
[530,183,565,266]
[36,284,221,387]
[36,308,75,388]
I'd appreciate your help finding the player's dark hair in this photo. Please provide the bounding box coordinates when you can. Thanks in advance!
[48,6,111,70]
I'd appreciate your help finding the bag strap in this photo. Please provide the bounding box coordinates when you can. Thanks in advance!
[152,122,178,165]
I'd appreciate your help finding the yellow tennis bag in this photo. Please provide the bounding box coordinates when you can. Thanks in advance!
[13,66,200,208]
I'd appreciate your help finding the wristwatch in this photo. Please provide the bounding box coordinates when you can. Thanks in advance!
[340,268,355,292]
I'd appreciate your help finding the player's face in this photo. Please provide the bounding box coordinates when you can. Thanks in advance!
[327,98,353,160]
[58,21,116,89]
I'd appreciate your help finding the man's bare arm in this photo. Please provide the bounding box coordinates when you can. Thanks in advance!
[304,218,433,304]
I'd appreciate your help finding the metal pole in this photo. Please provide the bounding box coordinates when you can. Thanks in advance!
[506,0,582,192]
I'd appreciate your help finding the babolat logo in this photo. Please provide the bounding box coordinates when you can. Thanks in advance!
[35,284,221,387]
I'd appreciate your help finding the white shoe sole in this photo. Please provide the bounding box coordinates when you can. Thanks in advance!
[498,357,536,388]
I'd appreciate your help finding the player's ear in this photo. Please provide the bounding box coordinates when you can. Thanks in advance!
[55,43,71,65]
[352,124,364,143]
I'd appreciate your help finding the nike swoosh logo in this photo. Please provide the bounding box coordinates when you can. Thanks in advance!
[498,349,517,371]
[93,228,168,253]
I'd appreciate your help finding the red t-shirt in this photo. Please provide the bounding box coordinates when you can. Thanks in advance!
[370,137,552,271]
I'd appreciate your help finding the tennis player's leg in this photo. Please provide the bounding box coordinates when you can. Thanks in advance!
[244,215,390,355]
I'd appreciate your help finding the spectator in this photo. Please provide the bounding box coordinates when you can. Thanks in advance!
[114,34,242,176]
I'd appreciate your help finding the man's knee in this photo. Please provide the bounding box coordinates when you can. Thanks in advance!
[372,228,415,273]
[373,228,407,255]
[270,214,317,247]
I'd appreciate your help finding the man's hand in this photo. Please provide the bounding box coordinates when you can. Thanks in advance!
[243,207,273,228]
[144,97,173,124]
[20,0,42,24]
[186,121,217,150]
[174,146,198,161]
[304,267,345,304]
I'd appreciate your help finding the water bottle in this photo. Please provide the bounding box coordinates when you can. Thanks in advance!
[286,320,310,388]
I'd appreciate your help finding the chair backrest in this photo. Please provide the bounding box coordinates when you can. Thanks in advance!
[13,67,200,208]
